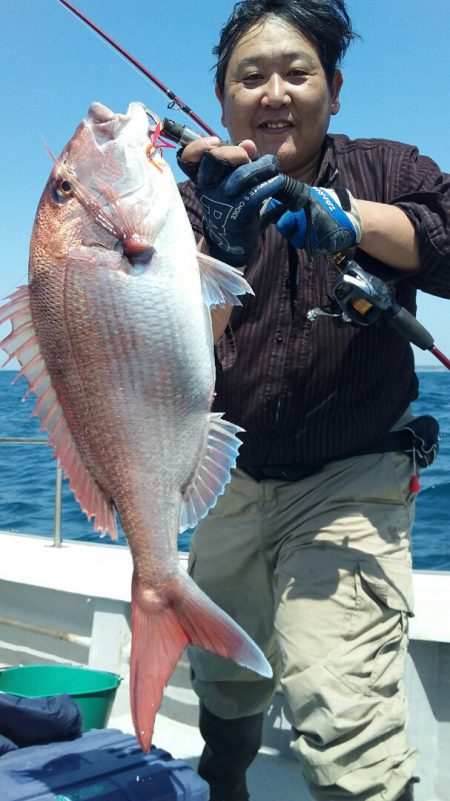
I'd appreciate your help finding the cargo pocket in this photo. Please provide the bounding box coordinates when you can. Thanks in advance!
[325,555,414,696]
[358,555,414,615]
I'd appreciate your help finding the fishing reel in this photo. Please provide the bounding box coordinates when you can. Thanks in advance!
[307,258,450,370]
[307,259,393,326]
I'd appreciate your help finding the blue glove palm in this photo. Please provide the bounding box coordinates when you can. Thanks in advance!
[268,186,363,257]
[180,151,286,266]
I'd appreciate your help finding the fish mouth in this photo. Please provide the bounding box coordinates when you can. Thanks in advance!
[88,102,117,123]
[88,101,145,125]
[87,101,150,143]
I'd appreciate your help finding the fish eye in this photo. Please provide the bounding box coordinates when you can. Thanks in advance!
[51,178,74,204]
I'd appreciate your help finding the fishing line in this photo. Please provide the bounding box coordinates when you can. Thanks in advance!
[55,0,217,137]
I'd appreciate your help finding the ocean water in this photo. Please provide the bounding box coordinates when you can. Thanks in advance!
[0,369,448,569]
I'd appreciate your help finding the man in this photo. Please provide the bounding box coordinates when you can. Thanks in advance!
[176,2,450,800]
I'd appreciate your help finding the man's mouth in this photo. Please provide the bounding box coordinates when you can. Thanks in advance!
[259,121,293,131]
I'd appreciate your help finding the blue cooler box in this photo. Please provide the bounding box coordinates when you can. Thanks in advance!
[0,728,209,801]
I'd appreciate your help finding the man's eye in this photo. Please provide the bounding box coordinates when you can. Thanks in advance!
[243,73,264,84]
[288,69,308,78]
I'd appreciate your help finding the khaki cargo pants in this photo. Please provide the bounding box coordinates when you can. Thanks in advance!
[188,450,419,801]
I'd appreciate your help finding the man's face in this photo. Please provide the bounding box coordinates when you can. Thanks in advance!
[216,15,342,181]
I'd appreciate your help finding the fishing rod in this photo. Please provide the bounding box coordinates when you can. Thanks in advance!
[56,0,450,370]
[55,0,217,141]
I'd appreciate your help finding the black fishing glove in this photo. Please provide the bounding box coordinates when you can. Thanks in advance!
[178,150,286,266]
[263,184,363,257]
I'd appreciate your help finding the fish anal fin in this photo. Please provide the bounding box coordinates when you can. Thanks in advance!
[0,285,117,539]
[197,251,254,308]
[179,412,244,533]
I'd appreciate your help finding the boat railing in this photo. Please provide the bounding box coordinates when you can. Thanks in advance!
[0,437,63,548]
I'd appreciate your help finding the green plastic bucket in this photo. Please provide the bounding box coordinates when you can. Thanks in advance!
[0,665,121,731]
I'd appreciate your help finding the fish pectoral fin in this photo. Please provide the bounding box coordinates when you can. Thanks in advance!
[197,251,254,308]
[179,412,244,533]
[0,285,117,539]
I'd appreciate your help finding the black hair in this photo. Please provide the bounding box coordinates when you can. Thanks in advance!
[214,0,359,92]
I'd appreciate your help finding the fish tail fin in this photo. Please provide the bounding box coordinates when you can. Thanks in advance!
[176,571,272,678]
[130,584,189,753]
[130,570,271,753]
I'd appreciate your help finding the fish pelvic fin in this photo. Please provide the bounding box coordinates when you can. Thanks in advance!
[197,251,254,308]
[0,286,117,538]
[179,412,244,533]
[130,570,272,753]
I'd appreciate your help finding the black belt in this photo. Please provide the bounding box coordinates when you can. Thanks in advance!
[242,463,325,482]
[241,415,439,483]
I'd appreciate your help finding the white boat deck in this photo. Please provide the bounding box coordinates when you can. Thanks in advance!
[0,530,449,800]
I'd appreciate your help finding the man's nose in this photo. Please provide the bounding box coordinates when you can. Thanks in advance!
[261,74,290,107]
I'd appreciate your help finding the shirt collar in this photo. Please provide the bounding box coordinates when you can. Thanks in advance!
[313,135,339,187]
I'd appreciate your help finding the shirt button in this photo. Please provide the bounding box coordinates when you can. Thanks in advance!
[275,334,283,344]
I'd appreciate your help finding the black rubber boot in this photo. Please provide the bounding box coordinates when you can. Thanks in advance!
[197,703,264,801]
[397,777,419,801]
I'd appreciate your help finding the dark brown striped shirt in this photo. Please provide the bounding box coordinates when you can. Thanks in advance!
[178,135,450,467]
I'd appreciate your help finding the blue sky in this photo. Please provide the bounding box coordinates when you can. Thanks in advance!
[1,0,449,367]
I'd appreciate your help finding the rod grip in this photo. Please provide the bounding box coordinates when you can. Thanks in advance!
[161,118,204,146]
[386,304,434,350]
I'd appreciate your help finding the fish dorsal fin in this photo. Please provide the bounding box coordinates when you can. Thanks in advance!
[0,286,117,538]
[197,251,254,308]
[179,412,244,532]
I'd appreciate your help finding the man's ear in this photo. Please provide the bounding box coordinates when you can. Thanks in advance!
[215,83,226,127]
[330,69,343,115]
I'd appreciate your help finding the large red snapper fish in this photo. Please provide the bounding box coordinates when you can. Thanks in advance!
[0,101,271,751]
